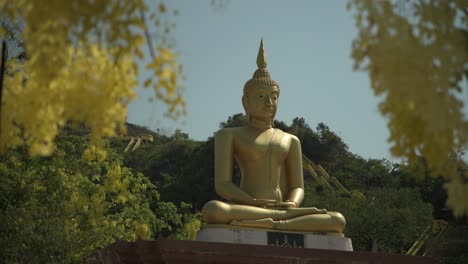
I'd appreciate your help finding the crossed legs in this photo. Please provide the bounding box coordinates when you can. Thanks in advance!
[201,200,346,233]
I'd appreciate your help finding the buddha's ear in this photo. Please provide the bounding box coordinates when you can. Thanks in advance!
[242,95,248,112]
[242,95,251,122]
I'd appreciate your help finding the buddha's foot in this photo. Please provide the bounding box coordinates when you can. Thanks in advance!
[231,218,275,229]
[281,207,327,220]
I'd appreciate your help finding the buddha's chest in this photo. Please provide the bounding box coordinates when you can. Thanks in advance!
[234,129,290,162]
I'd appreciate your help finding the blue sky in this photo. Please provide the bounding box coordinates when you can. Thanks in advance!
[127,1,403,161]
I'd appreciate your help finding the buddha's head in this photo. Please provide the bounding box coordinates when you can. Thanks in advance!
[242,39,280,126]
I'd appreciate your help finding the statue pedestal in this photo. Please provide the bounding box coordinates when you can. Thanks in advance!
[196,225,353,251]
[87,239,441,264]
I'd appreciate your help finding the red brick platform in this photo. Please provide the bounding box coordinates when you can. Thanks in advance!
[86,239,441,264]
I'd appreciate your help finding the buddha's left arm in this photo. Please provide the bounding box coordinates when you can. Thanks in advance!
[285,135,304,207]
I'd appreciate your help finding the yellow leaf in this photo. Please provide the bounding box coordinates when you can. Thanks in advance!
[143,78,152,88]
[159,4,166,13]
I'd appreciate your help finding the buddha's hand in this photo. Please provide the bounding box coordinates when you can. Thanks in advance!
[252,198,277,207]
[263,201,297,209]
[305,207,328,214]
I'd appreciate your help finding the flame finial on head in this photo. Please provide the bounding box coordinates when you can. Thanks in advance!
[256,38,267,69]
[243,38,279,95]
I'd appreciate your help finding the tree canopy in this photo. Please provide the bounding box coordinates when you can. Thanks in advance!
[0,132,201,262]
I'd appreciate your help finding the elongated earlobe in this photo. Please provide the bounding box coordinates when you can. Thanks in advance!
[242,95,250,123]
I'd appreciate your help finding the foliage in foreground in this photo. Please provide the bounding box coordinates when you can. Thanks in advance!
[0,134,198,263]
[349,0,468,216]
[0,0,185,156]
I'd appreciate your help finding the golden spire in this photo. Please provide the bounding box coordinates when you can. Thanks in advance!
[256,38,267,69]
[243,38,279,95]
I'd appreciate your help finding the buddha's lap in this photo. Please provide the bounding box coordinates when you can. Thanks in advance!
[201,200,346,225]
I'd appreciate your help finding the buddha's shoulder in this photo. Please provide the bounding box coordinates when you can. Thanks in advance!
[275,129,300,143]
[215,127,245,138]
[215,127,300,142]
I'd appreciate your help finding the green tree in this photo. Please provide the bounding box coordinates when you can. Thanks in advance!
[123,129,216,211]
[0,134,195,263]
[303,184,433,253]
[219,113,248,128]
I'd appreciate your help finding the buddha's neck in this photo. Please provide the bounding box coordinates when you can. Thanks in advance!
[248,118,273,131]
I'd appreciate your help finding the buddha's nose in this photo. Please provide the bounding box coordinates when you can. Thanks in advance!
[265,96,273,106]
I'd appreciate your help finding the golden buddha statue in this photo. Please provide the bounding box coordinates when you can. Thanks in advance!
[201,39,346,233]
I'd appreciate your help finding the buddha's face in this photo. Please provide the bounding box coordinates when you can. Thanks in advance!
[242,84,279,122]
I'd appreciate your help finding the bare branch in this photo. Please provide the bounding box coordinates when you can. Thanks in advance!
[139,9,156,60]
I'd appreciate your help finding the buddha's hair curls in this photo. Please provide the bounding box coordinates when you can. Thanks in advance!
[243,69,280,96]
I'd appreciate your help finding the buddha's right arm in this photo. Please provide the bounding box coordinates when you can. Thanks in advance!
[214,129,256,206]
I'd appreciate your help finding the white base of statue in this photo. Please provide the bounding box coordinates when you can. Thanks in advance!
[196,225,353,251]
